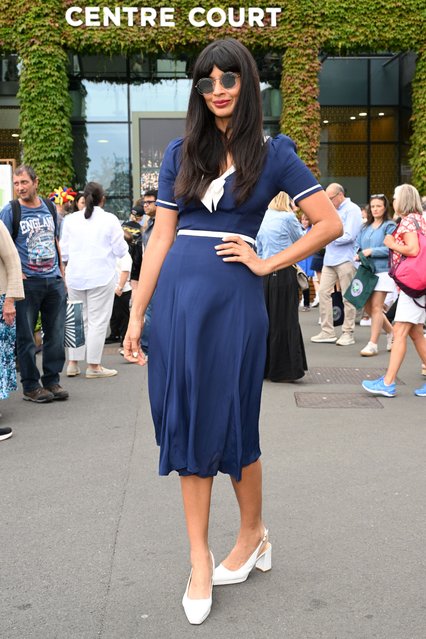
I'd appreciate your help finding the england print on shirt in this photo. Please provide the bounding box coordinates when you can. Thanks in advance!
[20,214,56,273]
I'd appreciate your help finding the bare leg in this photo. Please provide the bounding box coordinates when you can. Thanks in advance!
[382,314,393,335]
[368,291,387,345]
[180,475,214,599]
[384,321,412,384]
[221,459,266,570]
[409,324,426,366]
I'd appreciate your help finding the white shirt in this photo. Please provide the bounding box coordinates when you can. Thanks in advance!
[60,206,128,289]
[116,252,132,293]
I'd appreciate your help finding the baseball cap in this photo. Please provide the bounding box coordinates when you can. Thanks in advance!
[131,205,144,217]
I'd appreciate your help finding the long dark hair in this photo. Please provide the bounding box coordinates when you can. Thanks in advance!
[366,194,391,226]
[174,38,267,206]
[83,182,104,219]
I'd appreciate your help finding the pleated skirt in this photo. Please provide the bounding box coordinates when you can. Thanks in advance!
[263,267,308,382]
[148,235,269,481]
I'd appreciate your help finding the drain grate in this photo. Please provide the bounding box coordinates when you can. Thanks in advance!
[294,392,383,409]
[304,367,404,385]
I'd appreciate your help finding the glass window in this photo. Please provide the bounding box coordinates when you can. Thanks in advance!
[138,117,186,192]
[370,58,398,105]
[400,53,416,108]
[0,54,20,84]
[103,196,131,220]
[400,144,412,183]
[400,108,411,145]
[319,143,367,205]
[130,80,192,113]
[72,123,129,196]
[71,81,128,122]
[78,55,127,79]
[370,144,398,199]
[261,87,282,118]
[320,106,368,142]
[319,58,368,106]
[370,107,398,141]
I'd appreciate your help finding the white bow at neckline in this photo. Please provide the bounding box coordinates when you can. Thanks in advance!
[201,166,236,213]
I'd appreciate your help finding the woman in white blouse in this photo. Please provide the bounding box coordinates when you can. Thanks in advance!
[60,182,128,378]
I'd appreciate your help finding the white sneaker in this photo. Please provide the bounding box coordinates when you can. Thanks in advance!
[311,295,319,308]
[386,333,394,351]
[86,367,118,378]
[360,341,378,357]
[336,333,355,346]
[311,332,337,343]
[360,317,372,326]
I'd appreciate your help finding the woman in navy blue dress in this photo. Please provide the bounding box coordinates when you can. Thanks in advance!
[124,38,342,625]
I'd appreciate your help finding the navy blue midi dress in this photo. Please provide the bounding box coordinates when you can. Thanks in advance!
[149,134,322,480]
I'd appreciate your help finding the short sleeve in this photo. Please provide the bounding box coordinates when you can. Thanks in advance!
[269,135,323,204]
[156,138,182,211]
[399,215,420,235]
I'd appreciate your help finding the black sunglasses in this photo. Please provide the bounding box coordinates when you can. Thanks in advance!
[195,72,240,95]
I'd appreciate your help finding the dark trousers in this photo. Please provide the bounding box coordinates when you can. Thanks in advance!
[16,277,66,392]
[109,290,131,343]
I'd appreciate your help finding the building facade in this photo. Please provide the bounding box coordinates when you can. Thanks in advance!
[0,2,424,215]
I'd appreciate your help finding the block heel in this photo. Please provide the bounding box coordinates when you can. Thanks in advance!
[255,543,272,572]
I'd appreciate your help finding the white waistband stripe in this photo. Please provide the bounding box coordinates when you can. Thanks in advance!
[177,230,255,244]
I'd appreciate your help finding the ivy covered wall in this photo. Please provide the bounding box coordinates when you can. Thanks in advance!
[0,0,425,193]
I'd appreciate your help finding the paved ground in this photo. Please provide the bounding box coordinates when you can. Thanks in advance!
[1,310,426,639]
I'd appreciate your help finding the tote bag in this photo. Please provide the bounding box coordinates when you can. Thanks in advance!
[343,252,378,310]
[64,300,85,348]
[389,218,426,307]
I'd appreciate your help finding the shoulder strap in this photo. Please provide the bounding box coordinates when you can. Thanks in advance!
[42,197,58,236]
[10,199,21,241]
[10,197,58,240]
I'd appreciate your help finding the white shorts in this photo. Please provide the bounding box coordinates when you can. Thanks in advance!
[374,271,397,293]
[394,290,426,325]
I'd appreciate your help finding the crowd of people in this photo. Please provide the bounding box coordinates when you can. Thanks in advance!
[1,36,426,627]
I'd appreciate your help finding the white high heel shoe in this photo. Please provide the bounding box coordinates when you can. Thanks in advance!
[182,551,215,625]
[213,529,272,586]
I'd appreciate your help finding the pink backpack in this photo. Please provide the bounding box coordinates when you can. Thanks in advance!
[389,217,426,307]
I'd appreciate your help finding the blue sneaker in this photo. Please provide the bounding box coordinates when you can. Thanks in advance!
[414,383,426,397]
[362,376,396,397]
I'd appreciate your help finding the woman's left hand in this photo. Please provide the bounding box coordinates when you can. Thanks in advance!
[214,236,268,276]
[2,297,16,326]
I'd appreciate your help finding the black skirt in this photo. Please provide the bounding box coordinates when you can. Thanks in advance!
[263,266,308,382]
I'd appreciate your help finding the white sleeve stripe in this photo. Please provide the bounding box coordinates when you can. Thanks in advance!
[293,184,323,201]
[157,198,178,208]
